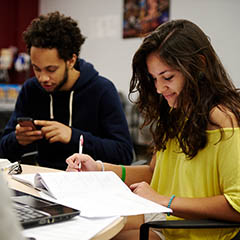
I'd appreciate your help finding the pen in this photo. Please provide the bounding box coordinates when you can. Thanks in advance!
[78,135,84,170]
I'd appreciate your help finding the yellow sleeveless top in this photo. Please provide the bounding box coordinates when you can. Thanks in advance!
[151,128,240,240]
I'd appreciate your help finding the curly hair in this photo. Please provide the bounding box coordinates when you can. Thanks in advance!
[23,11,86,61]
[129,19,240,158]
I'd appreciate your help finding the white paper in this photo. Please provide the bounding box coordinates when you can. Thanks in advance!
[13,171,172,217]
[12,173,56,199]
[23,215,120,240]
[12,174,35,187]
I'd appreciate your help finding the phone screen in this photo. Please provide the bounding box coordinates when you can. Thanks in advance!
[17,117,36,130]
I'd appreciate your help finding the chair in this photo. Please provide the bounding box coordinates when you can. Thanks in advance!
[140,219,240,240]
[118,91,151,165]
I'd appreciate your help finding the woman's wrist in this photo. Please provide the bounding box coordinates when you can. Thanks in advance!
[96,160,104,171]
[167,195,176,216]
[161,196,172,207]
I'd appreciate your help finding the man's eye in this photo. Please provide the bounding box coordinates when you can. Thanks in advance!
[47,68,57,73]
[33,67,41,72]
[164,76,173,81]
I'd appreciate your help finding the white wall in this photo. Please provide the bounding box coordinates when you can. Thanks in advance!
[40,0,240,97]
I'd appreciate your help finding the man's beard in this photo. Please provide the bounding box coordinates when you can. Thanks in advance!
[54,64,68,92]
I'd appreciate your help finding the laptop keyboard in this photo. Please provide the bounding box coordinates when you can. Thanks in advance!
[13,202,50,223]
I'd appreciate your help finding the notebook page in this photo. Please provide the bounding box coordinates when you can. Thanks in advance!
[37,171,172,217]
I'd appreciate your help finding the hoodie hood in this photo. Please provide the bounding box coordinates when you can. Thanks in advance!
[72,58,98,91]
[49,59,98,126]
[34,59,99,127]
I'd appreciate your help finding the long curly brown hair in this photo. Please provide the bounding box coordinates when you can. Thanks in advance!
[129,19,240,158]
[23,11,86,61]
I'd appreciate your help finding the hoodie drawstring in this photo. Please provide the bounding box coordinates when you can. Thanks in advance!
[49,91,74,127]
[50,94,54,120]
[69,91,74,127]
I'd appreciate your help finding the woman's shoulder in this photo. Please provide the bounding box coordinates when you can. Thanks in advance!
[208,105,239,130]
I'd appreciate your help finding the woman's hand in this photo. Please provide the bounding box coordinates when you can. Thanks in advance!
[130,181,168,206]
[66,153,101,172]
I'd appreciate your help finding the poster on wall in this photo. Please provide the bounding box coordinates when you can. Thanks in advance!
[123,0,169,38]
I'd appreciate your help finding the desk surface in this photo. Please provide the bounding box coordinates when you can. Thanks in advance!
[6,164,126,240]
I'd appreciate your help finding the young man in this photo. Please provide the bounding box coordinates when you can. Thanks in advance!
[0,11,133,170]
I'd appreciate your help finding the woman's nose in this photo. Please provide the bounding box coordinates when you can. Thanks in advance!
[155,78,167,94]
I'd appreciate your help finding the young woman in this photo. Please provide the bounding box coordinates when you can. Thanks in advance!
[66,19,240,240]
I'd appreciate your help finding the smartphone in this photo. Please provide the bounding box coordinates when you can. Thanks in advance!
[17,117,36,130]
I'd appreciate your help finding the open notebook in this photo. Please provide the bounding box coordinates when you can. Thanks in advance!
[11,189,80,229]
[12,171,172,218]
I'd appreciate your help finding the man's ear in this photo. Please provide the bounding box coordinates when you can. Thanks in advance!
[67,54,77,69]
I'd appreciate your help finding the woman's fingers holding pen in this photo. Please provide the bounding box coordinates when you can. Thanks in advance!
[66,153,80,171]
[66,165,79,172]
[66,153,99,172]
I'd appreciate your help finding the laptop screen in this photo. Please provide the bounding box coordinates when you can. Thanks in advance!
[11,189,80,229]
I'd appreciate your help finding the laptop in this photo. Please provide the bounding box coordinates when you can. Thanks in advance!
[11,189,80,229]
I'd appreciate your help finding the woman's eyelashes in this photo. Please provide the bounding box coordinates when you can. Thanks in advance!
[148,74,174,82]
[164,75,174,81]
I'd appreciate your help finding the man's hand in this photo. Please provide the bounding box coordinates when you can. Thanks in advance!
[34,120,72,144]
[15,124,43,146]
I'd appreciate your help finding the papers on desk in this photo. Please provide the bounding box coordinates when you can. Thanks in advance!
[12,171,172,218]
[23,215,120,240]
[12,172,56,199]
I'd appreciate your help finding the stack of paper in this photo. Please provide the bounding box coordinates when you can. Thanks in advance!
[12,171,171,217]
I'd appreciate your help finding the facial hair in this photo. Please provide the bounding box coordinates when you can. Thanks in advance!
[54,64,68,92]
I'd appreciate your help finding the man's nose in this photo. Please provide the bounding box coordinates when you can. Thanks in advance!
[38,72,50,82]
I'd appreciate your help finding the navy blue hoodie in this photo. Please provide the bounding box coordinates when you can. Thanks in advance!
[0,59,133,169]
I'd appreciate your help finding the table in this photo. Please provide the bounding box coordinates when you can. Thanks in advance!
[6,164,126,240]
